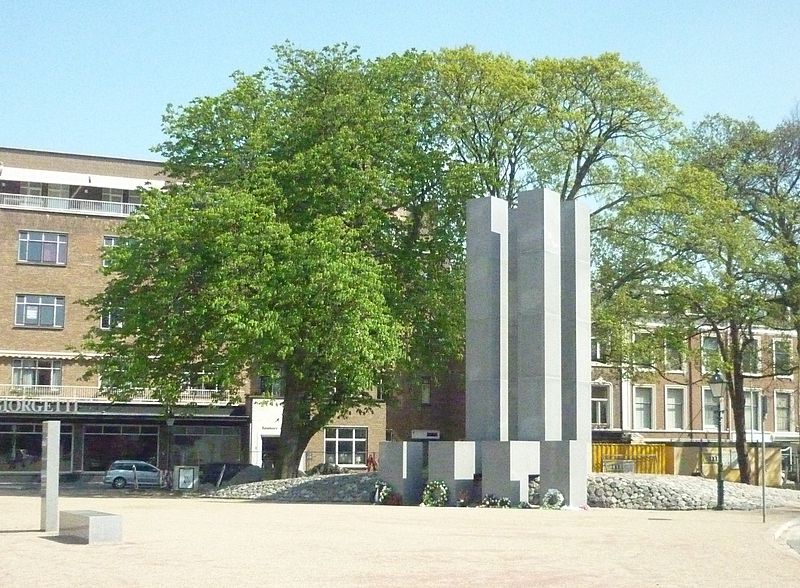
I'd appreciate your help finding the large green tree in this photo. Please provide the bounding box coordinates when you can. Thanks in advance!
[593,115,797,484]
[434,48,680,210]
[85,44,475,476]
[85,43,688,476]
[84,185,403,477]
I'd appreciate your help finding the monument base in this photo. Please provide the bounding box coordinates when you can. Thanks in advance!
[378,441,425,505]
[427,441,477,506]
[480,440,540,504]
[539,440,590,507]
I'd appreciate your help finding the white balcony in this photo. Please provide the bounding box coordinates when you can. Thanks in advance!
[0,192,140,217]
[0,384,226,405]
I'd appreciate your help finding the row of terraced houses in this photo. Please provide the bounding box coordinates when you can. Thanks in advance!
[1,147,798,483]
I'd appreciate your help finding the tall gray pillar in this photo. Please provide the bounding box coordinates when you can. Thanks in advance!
[40,420,60,532]
[466,197,509,442]
[561,199,592,441]
[512,189,562,441]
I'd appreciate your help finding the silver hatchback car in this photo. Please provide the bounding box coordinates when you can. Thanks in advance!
[103,460,162,489]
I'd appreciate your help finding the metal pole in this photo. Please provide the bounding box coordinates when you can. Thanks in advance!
[716,402,724,510]
[761,394,767,523]
[761,428,766,523]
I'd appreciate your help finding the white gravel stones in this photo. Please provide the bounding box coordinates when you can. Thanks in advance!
[210,471,800,510]
[587,473,800,510]
[211,472,381,503]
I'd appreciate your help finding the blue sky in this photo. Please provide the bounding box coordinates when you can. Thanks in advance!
[3,1,798,161]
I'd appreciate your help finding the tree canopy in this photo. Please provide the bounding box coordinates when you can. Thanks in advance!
[83,42,694,477]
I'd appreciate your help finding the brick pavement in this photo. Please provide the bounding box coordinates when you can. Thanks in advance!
[1,494,799,587]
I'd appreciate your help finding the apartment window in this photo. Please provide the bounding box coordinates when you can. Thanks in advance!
[128,190,142,205]
[744,389,761,431]
[591,384,610,428]
[258,368,285,397]
[18,231,68,265]
[703,388,722,430]
[102,235,118,268]
[102,188,123,203]
[20,182,42,196]
[100,309,123,330]
[633,386,653,429]
[701,335,721,373]
[591,338,605,362]
[664,343,683,373]
[775,392,792,432]
[374,378,385,401]
[665,387,685,430]
[15,294,65,328]
[742,338,761,376]
[46,183,70,198]
[420,379,431,405]
[324,427,367,466]
[773,339,793,377]
[632,332,656,368]
[12,359,62,387]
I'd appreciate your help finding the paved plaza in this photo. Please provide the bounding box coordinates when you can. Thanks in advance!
[2,494,800,587]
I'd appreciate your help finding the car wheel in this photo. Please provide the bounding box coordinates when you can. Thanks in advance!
[112,476,127,489]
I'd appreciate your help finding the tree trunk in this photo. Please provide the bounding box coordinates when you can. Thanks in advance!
[273,379,315,479]
[728,323,752,484]
[730,383,751,484]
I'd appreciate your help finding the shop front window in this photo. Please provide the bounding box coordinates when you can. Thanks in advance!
[0,423,72,472]
[83,424,159,471]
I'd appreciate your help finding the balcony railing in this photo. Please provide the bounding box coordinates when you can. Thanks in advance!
[0,384,226,405]
[0,192,140,217]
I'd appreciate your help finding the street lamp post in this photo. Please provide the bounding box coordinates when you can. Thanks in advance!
[709,369,727,510]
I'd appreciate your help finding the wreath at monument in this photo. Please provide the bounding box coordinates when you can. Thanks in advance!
[374,480,401,505]
[421,480,449,507]
[480,494,513,508]
[541,488,565,510]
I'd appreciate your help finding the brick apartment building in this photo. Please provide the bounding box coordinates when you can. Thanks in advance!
[589,329,800,480]
[4,146,796,484]
[0,147,385,480]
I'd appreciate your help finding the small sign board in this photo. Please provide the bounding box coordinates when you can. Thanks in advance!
[602,459,635,473]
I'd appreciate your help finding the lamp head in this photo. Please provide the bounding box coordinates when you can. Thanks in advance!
[709,369,726,399]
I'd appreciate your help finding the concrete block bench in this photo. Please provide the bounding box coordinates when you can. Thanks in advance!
[59,510,122,544]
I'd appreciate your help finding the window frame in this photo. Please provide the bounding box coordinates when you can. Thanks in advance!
[420,378,431,406]
[633,385,654,430]
[701,335,721,374]
[741,336,762,377]
[100,308,123,330]
[324,427,368,467]
[20,182,42,196]
[773,338,793,379]
[774,390,792,432]
[18,230,68,266]
[664,385,686,430]
[14,294,65,328]
[591,383,611,428]
[664,342,684,374]
[46,183,70,198]
[702,387,724,430]
[591,337,606,363]
[12,358,63,388]
[743,388,762,431]
[102,235,119,268]
[101,188,123,203]
[632,331,656,371]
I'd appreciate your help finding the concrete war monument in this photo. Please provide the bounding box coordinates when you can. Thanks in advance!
[380,188,591,506]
